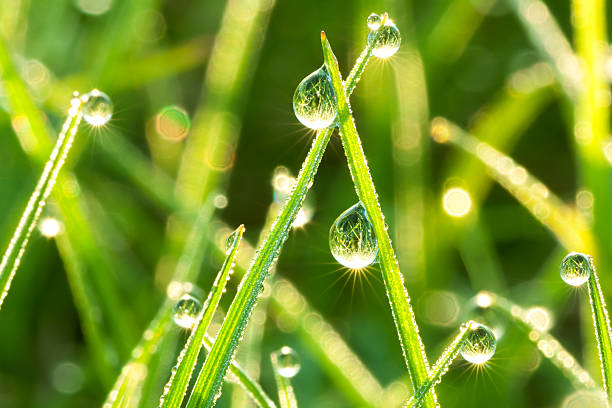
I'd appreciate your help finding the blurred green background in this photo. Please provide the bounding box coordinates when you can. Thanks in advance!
[0,0,610,407]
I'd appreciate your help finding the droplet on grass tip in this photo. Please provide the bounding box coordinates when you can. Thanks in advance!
[367,19,401,58]
[329,202,378,269]
[82,89,113,126]
[293,66,337,130]
[460,323,496,364]
[560,252,592,287]
[172,293,201,329]
[274,346,300,378]
[366,13,382,30]
[225,227,240,254]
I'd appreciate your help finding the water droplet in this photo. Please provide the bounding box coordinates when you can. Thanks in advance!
[225,229,239,254]
[329,202,378,269]
[274,346,300,378]
[172,294,201,328]
[367,19,401,58]
[366,13,382,30]
[560,252,593,286]
[461,323,496,364]
[82,89,113,126]
[293,66,337,130]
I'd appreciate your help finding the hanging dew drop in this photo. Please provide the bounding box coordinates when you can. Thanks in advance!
[329,202,378,269]
[460,323,496,364]
[292,65,337,130]
[366,13,382,30]
[367,19,401,58]
[274,346,301,378]
[560,252,593,287]
[225,228,240,254]
[82,89,113,126]
[172,294,201,329]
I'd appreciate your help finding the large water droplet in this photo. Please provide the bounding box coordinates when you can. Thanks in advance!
[461,323,496,364]
[560,252,592,287]
[366,13,382,30]
[172,294,201,328]
[367,19,401,58]
[82,89,113,126]
[329,202,378,269]
[274,346,300,378]
[225,228,239,254]
[293,66,337,130]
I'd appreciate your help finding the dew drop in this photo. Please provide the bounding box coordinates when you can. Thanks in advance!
[329,202,378,269]
[82,89,113,126]
[293,66,337,130]
[560,252,593,287]
[367,19,401,58]
[172,294,201,329]
[225,228,240,254]
[460,323,496,364]
[366,13,382,30]
[274,346,301,378]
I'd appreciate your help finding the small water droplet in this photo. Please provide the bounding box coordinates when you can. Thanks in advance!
[366,13,382,30]
[460,323,496,364]
[293,66,337,130]
[225,228,240,254]
[367,19,401,58]
[172,294,201,328]
[329,202,378,269]
[82,89,113,126]
[560,252,592,286]
[274,346,300,378]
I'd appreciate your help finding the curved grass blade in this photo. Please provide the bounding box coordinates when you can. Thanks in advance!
[159,225,245,408]
[405,321,474,407]
[0,95,83,310]
[271,351,298,408]
[321,31,435,407]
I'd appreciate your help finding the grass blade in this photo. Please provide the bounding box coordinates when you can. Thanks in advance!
[321,32,435,406]
[159,225,245,408]
[271,350,298,408]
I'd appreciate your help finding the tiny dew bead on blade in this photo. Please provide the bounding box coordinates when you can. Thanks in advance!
[460,323,496,364]
[172,293,202,329]
[366,14,401,59]
[82,89,113,126]
[560,252,593,287]
[329,202,378,269]
[274,346,300,378]
[292,65,337,130]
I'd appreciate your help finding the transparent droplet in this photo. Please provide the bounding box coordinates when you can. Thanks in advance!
[82,89,113,126]
[460,323,496,364]
[225,228,239,254]
[172,294,201,328]
[560,252,593,287]
[329,202,378,269]
[293,66,337,130]
[367,19,401,58]
[367,13,382,30]
[274,346,300,378]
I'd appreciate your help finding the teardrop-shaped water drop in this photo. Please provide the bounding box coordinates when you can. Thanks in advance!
[293,66,337,130]
[367,19,401,58]
[225,228,239,254]
[366,13,382,30]
[560,252,592,287]
[274,346,300,378]
[329,202,378,269]
[82,89,113,126]
[460,323,496,364]
[172,293,201,329]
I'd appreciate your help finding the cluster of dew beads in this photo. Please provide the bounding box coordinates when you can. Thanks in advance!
[366,13,401,59]
[172,293,202,329]
[560,252,593,287]
[82,89,113,126]
[329,202,378,269]
[460,323,496,364]
[273,346,301,378]
[292,65,337,130]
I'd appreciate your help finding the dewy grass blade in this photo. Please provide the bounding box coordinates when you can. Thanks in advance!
[159,225,245,408]
[404,321,474,407]
[0,94,83,310]
[320,32,435,406]
[271,350,298,408]
[185,28,379,408]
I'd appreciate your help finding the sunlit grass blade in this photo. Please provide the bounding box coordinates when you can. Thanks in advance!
[479,291,597,389]
[271,349,298,408]
[159,225,245,408]
[431,118,595,254]
[321,32,435,406]
[0,95,83,310]
[405,321,474,407]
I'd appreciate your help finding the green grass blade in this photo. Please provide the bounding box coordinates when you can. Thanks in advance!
[405,321,474,407]
[159,225,245,408]
[321,32,435,406]
[0,96,82,310]
[271,351,298,408]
